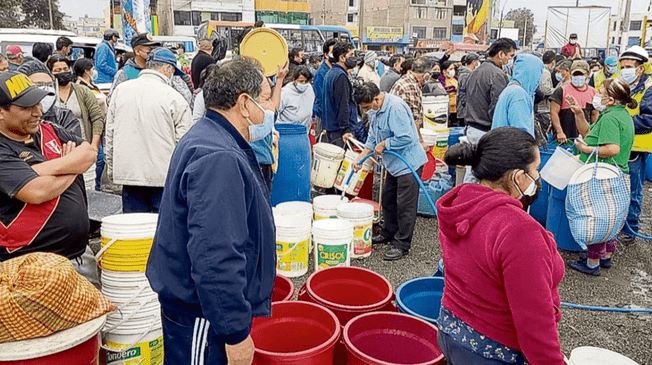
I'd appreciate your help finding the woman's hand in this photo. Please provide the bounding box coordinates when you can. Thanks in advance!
[565,95,583,115]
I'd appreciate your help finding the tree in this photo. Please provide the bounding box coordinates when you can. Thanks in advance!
[0,0,21,28]
[505,8,536,48]
[0,0,67,30]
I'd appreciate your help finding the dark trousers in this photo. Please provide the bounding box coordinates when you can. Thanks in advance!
[437,331,528,365]
[381,167,423,251]
[161,308,227,365]
[121,185,164,213]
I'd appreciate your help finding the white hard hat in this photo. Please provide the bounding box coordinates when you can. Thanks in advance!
[619,46,649,63]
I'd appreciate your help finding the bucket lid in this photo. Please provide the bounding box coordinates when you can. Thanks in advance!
[275,201,313,215]
[274,214,312,230]
[0,315,106,361]
[569,347,639,365]
[337,203,374,218]
[313,195,349,209]
[314,143,345,159]
[312,218,353,234]
[102,213,158,226]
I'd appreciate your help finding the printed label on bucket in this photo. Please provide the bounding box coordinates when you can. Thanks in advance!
[431,146,448,160]
[317,244,348,269]
[277,239,309,273]
[352,223,372,256]
[314,214,338,220]
[334,160,350,186]
[352,170,369,194]
[105,336,163,365]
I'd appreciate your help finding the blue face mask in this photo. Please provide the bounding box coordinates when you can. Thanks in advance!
[555,72,563,82]
[295,83,309,93]
[502,58,513,71]
[621,68,638,84]
[571,75,586,88]
[608,66,617,75]
[248,98,276,142]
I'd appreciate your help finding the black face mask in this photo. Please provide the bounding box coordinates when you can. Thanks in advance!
[344,57,358,70]
[55,71,75,86]
[431,72,441,80]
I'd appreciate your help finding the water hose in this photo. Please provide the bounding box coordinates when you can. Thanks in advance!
[347,149,652,314]
[623,221,652,241]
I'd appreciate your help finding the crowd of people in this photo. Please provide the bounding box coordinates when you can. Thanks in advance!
[0,27,651,365]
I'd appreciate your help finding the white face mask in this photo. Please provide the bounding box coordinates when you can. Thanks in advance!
[247,97,276,142]
[570,40,577,45]
[571,75,586,88]
[295,82,309,93]
[448,69,455,78]
[91,68,98,81]
[592,95,607,112]
[513,171,540,198]
[621,68,638,84]
[38,85,56,112]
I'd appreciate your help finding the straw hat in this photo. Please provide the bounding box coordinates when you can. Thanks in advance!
[0,252,115,343]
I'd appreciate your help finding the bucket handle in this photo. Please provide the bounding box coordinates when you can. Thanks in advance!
[101,314,159,356]
[94,237,118,266]
[101,286,154,333]
[346,138,379,165]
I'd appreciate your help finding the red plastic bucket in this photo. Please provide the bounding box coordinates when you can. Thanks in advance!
[0,315,105,365]
[297,266,395,326]
[272,275,295,302]
[343,312,445,365]
[251,301,341,365]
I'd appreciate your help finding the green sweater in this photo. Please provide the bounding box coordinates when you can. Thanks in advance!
[70,82,105,142]
[580,105,634,174]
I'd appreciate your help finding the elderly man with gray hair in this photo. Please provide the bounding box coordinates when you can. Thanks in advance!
[358,51,380,87]
[147,59,276,365]
[106,47,192,213]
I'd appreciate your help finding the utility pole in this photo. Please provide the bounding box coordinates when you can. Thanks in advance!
[523,16,527,48]
[48,0,54,30]
[358,0,364,50]
[621,0,633,53]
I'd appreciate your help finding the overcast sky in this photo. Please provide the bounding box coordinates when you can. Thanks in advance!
[59,0,650,37]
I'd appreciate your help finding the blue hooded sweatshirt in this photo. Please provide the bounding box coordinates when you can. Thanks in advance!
[491,54,544,137]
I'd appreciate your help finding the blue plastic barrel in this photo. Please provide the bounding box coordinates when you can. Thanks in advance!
[545,186,585,251]
[529,143,555,226]
[646,154,652,181]
[270,124,311,206]
[396,277,445,325]
[447,127,465,178]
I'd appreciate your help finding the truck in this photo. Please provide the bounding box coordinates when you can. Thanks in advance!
[544,6,611,60]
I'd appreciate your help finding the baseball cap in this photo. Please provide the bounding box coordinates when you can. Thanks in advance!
[6,45,23,58]
[569,33,578,39]
[146,47,185,76]
[619,45,649,63]
[570,60,590,75]
[605,56,618,67]
[0,72,53,107]
[131,33,160,48]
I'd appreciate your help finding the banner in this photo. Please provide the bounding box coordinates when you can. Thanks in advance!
[122,0,153,46]
[545,6,610,49]
[464,0,492,44]
[415,40,452,49]
[345,25,359,38]
[366,27,403,40]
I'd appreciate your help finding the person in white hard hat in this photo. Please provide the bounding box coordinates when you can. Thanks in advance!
[617,45,652,245]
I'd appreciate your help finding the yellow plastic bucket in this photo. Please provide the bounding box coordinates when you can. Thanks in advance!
[97,214,158,272]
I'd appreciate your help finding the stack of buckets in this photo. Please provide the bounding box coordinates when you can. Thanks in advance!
[273,202,312,277]
[311,142,374,198]
[421,128,450,160]
[97,213,163,365]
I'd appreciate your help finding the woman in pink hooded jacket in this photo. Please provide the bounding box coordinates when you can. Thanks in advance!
[436,127,566,365]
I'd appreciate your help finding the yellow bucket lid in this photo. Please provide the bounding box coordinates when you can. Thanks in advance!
[240,28,288,77]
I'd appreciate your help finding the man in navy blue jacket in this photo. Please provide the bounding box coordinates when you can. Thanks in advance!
[313,39,337,135]
[322,41,357,147]
[146,59,276,365]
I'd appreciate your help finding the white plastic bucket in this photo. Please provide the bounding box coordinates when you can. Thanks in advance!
[97,213,158,272]
[83,163,96,190]
[311,143,345,188]
[337,203,374,259]
[313,195,349,220]
[275,201,314,252]
[312,218,354,271]
[422,95,449,130]
[103,327,164,365]
[421,128,449,160]
[540,147,583,190]
[274,214,311,278]
[569,346,639,365]
[333,149,374,196]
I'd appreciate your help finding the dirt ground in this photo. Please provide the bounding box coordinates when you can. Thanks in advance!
[91,183,652,364]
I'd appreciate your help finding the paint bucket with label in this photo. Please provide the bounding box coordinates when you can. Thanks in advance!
[97,214,158,273]
[311,143,345,188]
[274,214,311,278]
[312,219,353,271]
[337,203,374,259]
[333,149,375,197]
[313,195,349,220]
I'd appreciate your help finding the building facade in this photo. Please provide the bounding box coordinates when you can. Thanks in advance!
[255,0,311,25]
[609,13,649,51]
[170,0,255,36]
[310,0,452,53]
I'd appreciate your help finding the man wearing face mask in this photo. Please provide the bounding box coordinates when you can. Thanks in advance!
[536,51,557,134]
[108,33,192,105]
[616,46,652,245]
[550,60,598,144]
[390,57,433,147]
[94,29,119,84]
[322,41,357,147]
[146,60,276,365]
[464,38,517,145]
[590,56,618,90]
[379,55,404,92]
[456,52,479,127]
[106,47,192,213]
[358,51,380,87]
[313,39,337,136]
[561,33,582,59]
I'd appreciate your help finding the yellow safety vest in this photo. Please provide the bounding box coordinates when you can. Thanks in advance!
[627,76,652,152]
[593,70,607,90]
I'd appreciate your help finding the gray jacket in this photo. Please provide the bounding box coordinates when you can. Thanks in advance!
[537,68,555,113]
[464,60,509,131]
[380,68,401,93]
[456,65,473,120]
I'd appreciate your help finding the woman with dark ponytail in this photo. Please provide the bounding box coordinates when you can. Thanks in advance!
[564,77,635,275]
[436,127,566,365]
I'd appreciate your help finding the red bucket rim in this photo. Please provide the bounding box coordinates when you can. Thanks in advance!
[306,267,394,311]
[253,301,341,360]
[272,275,295,302]
[342,311,445,365]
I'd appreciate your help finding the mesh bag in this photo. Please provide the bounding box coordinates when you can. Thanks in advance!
[0,252,115,343]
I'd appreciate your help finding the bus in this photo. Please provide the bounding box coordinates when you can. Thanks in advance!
[197,21,325,56]
[316,25,356,48]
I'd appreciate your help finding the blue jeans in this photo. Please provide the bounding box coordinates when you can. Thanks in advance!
[121,185,164,213]
[624,153,647,236]
[95,139,105,191]
[437,331,527,365]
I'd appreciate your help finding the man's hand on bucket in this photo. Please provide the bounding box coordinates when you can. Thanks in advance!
[226,334,255,365]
